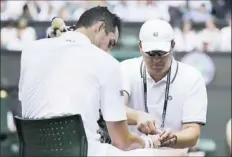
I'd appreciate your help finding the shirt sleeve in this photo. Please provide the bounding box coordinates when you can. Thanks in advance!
[100,62,127,122]
[120,61,132,96]
[18,45,28,101]
[182,75,208,125]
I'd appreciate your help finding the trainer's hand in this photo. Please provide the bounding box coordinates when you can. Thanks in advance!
[136,112,158,135]
[159,129,177,147]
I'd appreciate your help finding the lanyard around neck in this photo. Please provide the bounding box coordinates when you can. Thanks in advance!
[141,61,178,129]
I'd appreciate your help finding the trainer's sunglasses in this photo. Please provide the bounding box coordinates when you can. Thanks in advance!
[144,50,170,57]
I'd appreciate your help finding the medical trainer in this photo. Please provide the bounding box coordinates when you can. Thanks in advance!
[121,19,208,150]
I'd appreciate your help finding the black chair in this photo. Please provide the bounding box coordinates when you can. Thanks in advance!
[14,114,88,157]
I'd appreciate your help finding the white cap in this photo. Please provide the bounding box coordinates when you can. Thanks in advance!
[139,19,174,52]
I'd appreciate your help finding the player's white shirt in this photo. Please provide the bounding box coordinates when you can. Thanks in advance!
[18,31,127,156]
[120,57,207,136]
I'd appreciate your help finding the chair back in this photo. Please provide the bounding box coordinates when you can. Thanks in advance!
[14,114,88,157]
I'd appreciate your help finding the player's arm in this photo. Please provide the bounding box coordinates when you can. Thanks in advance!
[119,61,141,126]
[123,91,140,125]
[120,62,158,135]
[101,63,156,150]
[106,121,145,150]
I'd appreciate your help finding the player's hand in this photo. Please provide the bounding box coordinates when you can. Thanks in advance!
[150,135,161,148]
[159,129,177,147]
[136,112,159,135]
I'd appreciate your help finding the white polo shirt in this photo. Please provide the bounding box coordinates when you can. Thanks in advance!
[120,57,207,134]
[18,31,126,156]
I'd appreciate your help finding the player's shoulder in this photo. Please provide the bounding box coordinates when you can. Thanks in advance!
[22,38,54,51]
[120,57,142,78]
[120,56,143,68]
[91,45,120,68]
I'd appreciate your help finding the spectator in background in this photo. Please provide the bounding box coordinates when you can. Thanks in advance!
[20,0,41,21]
[17,1,56,21]
[6,31,23,51]
[1,0,9,21]
[17,18,37,42]
[112,0,130,21]
[7,18,37,51]
[1,0,26,20]
[106,0,120,10]
[184,2,212,23]
[224,0,232,15]
[197,19,221,52]
[112,0,142,22]
[1,20,18,49]
[141,0,170,22]
[50,1,67,13]
[57,6,70,20]
[37,2,56,21]
[202,40,210,53]
[19,4,34,21]
[220,18,231,52]
[164,0,187,27]
[211,0,228,20]
[113,0,170,22]
[58,1,103,21]
[71,1,88,21]
[87,0,107,7]
[188,0,212,13]
[174,21,197,52]
[181,21,197,52]
[173,26,185,52]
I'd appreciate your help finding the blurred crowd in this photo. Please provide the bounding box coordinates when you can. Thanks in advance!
[1,0,231,52]
[174,19,231,52]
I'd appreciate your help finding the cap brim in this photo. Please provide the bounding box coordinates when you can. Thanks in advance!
[141,41,171,52]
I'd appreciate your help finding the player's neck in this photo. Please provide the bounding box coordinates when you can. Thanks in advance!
[76,28,94,44]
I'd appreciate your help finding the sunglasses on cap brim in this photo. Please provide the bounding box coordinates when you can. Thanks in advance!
[144,50,170,57]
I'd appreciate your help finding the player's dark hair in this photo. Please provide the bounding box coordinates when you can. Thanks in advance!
[75,6,122,36]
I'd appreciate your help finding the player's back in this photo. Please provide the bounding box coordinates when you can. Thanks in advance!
[18,32,119,142]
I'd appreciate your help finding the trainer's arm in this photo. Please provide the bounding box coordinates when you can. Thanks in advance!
[173,75,207,148]
[172,123,201,148]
